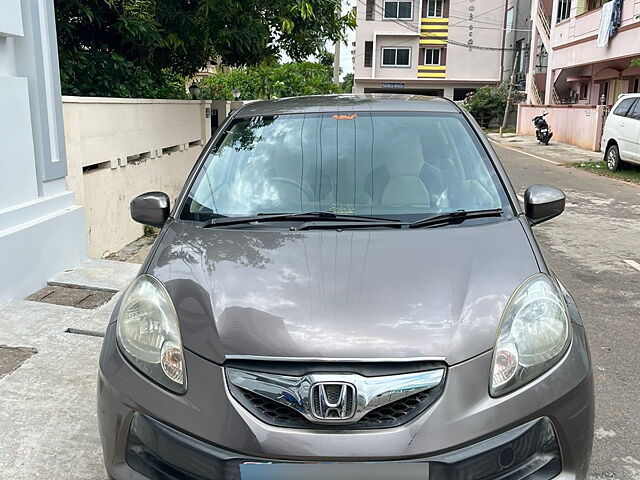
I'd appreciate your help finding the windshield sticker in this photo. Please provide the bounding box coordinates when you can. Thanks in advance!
[332,114,358,120]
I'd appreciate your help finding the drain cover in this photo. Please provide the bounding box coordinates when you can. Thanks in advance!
[26,285,115,309]
[0,346,37,380]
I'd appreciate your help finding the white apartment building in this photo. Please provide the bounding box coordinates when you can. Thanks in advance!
[353,0,531,99]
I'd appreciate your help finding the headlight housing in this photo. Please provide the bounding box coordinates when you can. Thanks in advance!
[490,274,570,396]
[116,274,186,393]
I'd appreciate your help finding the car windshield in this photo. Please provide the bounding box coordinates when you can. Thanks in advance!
[180,112,509,222]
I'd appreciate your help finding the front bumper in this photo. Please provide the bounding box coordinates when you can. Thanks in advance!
[98,323,593,479]
[125,413,561,480]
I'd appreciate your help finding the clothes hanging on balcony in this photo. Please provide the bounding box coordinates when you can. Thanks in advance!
[609,0,623,36]
[596,1,614,47]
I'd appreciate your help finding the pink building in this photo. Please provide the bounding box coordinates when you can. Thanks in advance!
[518,0,640,149]
[526,0,640,105]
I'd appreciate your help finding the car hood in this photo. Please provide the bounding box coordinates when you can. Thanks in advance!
[147,218,539,365]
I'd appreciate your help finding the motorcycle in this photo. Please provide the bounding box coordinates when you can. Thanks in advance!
[532,111,553,145]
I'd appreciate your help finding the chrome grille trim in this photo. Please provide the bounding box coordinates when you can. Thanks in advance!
[224,355,447,363]
[226,367,445,426]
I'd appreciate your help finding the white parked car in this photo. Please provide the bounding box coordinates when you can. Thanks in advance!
[601,93,640,171]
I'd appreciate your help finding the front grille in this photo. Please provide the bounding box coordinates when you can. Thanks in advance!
[232,380,445,430]
[242,390,305,425]
[359,390,433,425]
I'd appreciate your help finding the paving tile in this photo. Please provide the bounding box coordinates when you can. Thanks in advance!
[49,259,140,293]
[26,285,115,309]
[0,346,37,380]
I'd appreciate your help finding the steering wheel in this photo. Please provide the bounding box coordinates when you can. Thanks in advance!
[270,177,315,202]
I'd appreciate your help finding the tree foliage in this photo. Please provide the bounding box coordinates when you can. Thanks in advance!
[341,73,354,93]
[198,62,341,100]
[461,84,509,127]
[55,0,355,98]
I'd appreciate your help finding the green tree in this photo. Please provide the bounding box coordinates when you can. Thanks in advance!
[461,84,509,128]
[341,73,354,93]
[55,0,356,98]
[317,49,335,69]
[198,62,341,100]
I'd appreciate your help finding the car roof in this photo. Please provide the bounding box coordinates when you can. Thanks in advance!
[616,93,640,102]
[233,94,461,117]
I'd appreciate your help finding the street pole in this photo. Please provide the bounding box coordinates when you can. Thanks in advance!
[500,50,520,137]
[333,40,341,85]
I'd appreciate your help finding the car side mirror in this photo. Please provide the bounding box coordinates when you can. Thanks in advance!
[524,185,565,225]
[130,191,170,228]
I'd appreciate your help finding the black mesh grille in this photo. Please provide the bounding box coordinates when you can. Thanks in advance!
[231,380,445,430]
[359,390,432,425]
[241,390,305,424]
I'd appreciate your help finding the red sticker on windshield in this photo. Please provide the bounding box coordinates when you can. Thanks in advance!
[332,114,358,120]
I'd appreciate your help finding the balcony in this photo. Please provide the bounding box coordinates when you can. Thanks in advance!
[550,0,640,70]
[420,17,448,46]
[418,18,448,79]
[418,65,446,78]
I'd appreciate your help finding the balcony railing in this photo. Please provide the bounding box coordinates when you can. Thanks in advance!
[420,17,448,46]
[418,65,446,78]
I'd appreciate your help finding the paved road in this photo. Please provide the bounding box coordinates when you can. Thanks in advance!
[494,143,640,480]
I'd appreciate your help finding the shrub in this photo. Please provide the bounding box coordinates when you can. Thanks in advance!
[461,84,509,127]
[198,62,341,101]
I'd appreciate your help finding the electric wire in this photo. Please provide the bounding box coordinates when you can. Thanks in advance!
[355,0,519,51]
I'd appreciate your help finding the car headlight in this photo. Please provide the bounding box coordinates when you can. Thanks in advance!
[116,274,186,393]
[490,274,570,397]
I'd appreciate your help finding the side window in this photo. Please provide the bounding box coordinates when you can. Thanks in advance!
[612,98,636,117]
[628,99,640,120]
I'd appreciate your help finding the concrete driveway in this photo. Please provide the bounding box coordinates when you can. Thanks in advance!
[0,260,139,479]
[495,142,640,480]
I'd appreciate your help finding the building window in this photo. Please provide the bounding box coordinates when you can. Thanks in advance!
[384,1,413,19]
[364,41,373,67]
[426,0,444,17]
[586,0,605,11]
[515,39,525,72]
[579,83,589,100]
[506,8,514,33]
[557,0,570,21]
[381,47,411,67]
[424,48,440,65]
[633,78,640,93]
[366,0,375,20]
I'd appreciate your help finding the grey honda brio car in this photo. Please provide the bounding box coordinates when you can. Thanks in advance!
[98,95,594,479]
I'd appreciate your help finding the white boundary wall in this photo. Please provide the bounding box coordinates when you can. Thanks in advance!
[62,97,214,258]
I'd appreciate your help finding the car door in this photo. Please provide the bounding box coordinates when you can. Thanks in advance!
[626,98,640,163]
[611,97,638,160]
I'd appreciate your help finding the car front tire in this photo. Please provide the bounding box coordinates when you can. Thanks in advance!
[605,143,622,171]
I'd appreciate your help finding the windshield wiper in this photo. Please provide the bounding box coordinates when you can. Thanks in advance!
[296,220,408,231]
[409,208,503,229]
[203,211,401,228]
